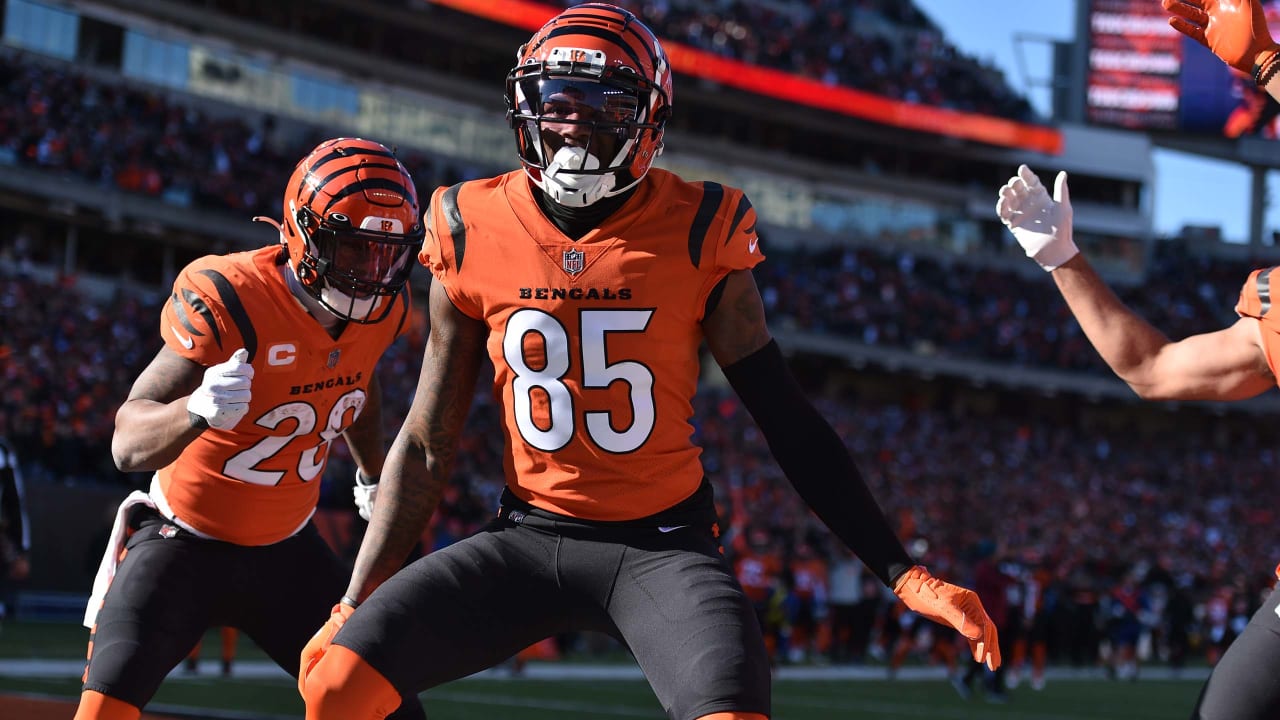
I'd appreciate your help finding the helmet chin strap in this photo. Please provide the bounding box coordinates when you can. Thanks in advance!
[542,146,616,208]
[320,285,378,322]
[281,258,347,329]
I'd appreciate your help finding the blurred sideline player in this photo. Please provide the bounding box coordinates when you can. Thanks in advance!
[997,149,1280,716]
[299,6,999,720]
[0,435,29,626]
[184,627,238,677]
[73,138,426,720]
[1006,552,1050,690]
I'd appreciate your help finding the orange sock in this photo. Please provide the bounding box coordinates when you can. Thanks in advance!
[220,627,238,663]
[1032,643,1047,675]
[73,690,142,720]
[890,639,910,670]
[1011,637,1027,668]
[303,645,403,720]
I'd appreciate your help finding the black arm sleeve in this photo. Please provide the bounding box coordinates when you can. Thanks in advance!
[721,340,913,587]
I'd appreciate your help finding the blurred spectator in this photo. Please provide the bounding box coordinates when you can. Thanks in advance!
[952,543,1013,702]
[826,545,868,664]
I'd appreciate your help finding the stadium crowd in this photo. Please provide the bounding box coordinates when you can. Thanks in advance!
[0,53,470,219]
[3,254,1276,677]
[2,2,1275,682]
[558,0,1037,121]
[163,0,1037,124]
[761,242,1248,374]
[1,51,1251,380]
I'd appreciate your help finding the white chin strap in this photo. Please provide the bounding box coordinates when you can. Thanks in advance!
[541,146,616,208]
[320,285,379,322]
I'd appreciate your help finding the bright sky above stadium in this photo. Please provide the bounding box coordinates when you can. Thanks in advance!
[916,0,1272,244]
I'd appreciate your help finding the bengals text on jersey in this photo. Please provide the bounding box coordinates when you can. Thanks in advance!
[420,167,762,521]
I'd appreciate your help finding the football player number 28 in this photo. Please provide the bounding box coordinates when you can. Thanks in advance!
[504,308,655,454]
[223,389,366,485]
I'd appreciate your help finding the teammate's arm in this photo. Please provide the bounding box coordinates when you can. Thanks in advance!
[345,372,388,522]
[703,270,913,584]
[1052,260,1272,400]
[703,269,999,669]
[1164,0,1280,103]
[342,279,487,604]
[342,372,387,478]
[999,166,1275,402]
[301,281,486,693]
[111,346,210,472]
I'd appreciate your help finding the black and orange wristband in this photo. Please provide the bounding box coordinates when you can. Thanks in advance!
[1253,47,1280,88]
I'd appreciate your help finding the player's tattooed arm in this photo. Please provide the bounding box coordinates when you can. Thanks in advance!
[346,280,487,603]
[702,269,773,367]
[111,345,207,472]
[342,372,386,478]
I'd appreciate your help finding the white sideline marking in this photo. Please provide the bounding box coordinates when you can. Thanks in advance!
[430,691,655,717]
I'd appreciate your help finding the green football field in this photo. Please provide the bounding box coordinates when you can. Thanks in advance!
[0,621,1206,719]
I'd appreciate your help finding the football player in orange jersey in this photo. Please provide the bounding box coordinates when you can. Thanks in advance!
[998,162,1280,719]
[73,138,426,720]
[299,6,999,719]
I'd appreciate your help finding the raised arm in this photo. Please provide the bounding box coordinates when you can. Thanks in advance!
[998,165,1275,401]
[702,269,999,670]
[342,279,488,605]
[1052,259,1272,400]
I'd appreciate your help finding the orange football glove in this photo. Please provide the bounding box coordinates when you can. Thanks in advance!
[1164,0,1280,74]
[893,565,1000,670]
[298,602,355,697]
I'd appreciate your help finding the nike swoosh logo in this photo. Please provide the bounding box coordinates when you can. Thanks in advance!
[171,325,194,350]
[658,525,687,533]
[747,238,759,254]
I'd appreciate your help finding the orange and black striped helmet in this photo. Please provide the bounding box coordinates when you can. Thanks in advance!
[505,3,672,207]
[281,137,423,323]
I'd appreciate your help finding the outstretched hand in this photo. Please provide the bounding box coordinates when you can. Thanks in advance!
[996,165,1078,272]
[893,565,1001,670]
[1163,0,1279,74]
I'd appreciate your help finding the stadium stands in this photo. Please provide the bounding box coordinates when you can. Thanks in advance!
[3,0,1276,675]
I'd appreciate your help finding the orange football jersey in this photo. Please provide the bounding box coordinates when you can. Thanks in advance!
[156,246,408,545]
[420,168,763,520]
[1237,266,1280,367]
[791,557,830,601]
[735,550,783,603]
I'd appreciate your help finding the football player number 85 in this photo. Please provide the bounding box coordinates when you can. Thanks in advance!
[504,308,655,454]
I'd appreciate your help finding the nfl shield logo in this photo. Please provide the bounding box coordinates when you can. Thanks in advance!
[326,349,341,368]
[562,248,585,276]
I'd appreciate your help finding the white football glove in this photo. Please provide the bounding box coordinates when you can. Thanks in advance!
[353,469,378,522]
[186,348,253,431]
[996,164,1078,272]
